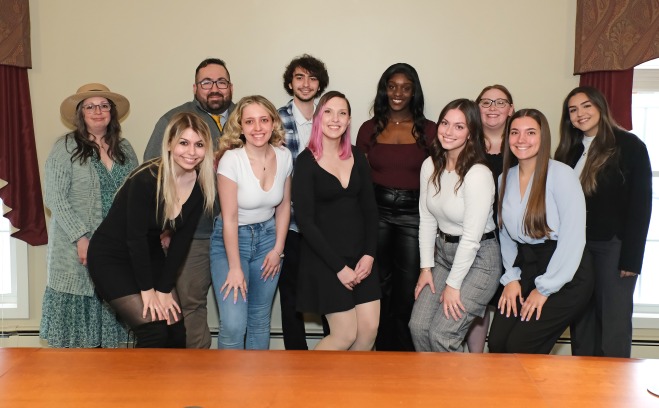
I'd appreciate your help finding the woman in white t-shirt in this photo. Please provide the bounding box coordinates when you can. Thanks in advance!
[210,95,292,349]
[409,99,501,352]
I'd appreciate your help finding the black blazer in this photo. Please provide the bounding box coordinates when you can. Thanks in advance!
[565,128,652,273]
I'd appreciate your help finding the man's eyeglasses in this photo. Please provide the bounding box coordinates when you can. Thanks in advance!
[479,98,510,109]
[197,79,231,90]
[81,103,112,113]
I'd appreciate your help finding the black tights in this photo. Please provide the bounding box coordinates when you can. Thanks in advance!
[109,290,186,348]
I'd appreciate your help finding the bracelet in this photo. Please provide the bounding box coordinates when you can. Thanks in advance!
[275,250,285,259]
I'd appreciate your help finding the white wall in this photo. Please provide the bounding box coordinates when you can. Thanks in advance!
[8,0,580,333]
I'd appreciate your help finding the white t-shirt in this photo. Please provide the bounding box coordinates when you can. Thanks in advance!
[418,160,495,289]
[217,145,293,225]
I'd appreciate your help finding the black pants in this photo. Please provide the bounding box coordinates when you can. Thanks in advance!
[279,231,329,350]
[488,241,594,354]
[373,184,420,352]
[570,237,637,357]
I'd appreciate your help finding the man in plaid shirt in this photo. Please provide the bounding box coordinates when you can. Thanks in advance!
[277,54,329,350]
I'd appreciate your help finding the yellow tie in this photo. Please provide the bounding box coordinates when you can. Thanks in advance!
[211,115,223,132]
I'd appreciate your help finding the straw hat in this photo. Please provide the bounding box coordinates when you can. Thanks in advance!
[60,83,130,126]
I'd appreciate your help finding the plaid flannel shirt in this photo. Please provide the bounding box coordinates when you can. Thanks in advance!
[279,100,301,232]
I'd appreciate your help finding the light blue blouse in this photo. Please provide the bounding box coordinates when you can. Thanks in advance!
[499,160,586,296]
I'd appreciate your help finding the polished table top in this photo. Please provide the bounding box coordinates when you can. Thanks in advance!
[1,348,658,407]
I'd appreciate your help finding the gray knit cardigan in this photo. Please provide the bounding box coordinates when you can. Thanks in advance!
[44,134,138,296]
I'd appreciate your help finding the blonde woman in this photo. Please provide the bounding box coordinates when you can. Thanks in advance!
[210,95,292,350]
[88,112,216,348]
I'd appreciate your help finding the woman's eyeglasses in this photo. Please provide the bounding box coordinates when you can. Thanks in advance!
[479,98,510,109]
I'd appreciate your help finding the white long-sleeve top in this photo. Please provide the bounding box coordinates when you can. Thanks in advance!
[498,160,586,296]
[419,159,495,289]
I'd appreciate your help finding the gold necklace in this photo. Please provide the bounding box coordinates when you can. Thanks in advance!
[247,150,268,175]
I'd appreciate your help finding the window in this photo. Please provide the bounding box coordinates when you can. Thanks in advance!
[631,59,659,313]
[0,198,29,319]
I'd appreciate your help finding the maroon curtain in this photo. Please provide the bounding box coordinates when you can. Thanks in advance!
[0,64,47,245]
[579,69,634,130]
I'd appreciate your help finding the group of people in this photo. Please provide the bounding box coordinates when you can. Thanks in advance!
[39,55,651,358]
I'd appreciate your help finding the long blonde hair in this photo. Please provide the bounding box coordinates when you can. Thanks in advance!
[216,95,285,161]
[157,112,216,228]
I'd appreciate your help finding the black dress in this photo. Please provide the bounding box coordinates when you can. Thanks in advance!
[88,162,203,301]
[292,147,381,315]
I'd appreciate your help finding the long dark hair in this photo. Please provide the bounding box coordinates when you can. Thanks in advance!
[67,98,127,164]
[554,86,617,196]
[498,109,552,238]
[427,99,487,193]
[369,63,429,152]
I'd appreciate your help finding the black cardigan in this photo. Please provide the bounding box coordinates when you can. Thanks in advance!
[565,128,652,273]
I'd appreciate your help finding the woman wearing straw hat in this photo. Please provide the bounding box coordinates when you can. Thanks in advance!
[40,83,138,348]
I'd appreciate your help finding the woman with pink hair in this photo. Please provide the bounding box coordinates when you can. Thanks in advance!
[293,91,381,351]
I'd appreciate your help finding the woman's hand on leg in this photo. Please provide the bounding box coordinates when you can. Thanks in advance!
[520,289,547,321]
[440,285,465,321]
[498,281,523,318]
[414,268,435,300]
[221,267,247,304]
[156,290,182,324]
[141,289,165,321]
[261,250,281,281]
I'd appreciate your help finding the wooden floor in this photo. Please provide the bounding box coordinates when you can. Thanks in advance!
[1,348,658,407]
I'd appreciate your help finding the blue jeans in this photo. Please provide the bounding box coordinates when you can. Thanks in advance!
[210,216,280,349]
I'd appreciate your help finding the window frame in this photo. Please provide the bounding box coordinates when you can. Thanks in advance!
[631,62,659,316]
[0,200,30,319]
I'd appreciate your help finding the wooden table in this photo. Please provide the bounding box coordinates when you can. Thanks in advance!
[0,348,657,407]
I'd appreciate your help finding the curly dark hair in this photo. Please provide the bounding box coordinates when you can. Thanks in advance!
[369,63,429,152]
[282,54,329,96]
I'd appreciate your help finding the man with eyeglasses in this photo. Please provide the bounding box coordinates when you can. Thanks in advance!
[143,58,235,349]
[277,54,330,350]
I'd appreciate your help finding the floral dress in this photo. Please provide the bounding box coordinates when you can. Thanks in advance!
[40,145,137,348]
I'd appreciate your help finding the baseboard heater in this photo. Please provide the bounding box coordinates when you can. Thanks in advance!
[4,330,659,348]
